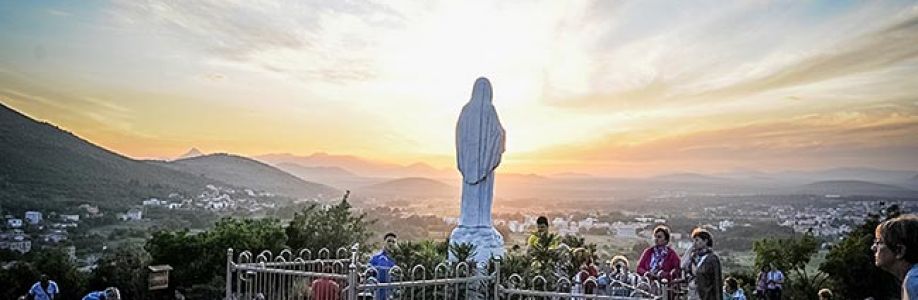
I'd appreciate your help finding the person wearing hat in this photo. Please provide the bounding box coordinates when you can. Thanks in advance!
[817,288,833,300]
[601,255,637,296]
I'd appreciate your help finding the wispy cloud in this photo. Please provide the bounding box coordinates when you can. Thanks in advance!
[0,73,135,132]
[3,88,58,108]
[199,73,226,82]
[109,1,405,83]
[47,9,72,17]
[543,2,918,113]
[693,14,918,102]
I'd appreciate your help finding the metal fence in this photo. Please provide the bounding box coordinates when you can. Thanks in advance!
[225,245,682,300]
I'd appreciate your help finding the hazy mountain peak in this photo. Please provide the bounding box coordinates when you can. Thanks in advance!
[176,147,204,160]
[651,172,727,182]
[550,172,594,178]
[498,173,549,181]
[358,177,457,197]
[407,162,432,168]
[310,152,330,157]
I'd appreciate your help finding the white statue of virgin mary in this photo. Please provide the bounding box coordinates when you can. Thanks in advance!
[450,77,505,263]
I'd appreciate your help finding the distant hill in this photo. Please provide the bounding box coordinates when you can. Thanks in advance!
[157,154,339,199]
[773,167,918,186]
[0,103,218,211]
[357,177,457,197]
[650,172,731,183]
[499,173,548,181]
[276,163,359,179]
[274,162,382,190]
[795,180,917,198]
[255,152,453,178]
[550,172,594,178]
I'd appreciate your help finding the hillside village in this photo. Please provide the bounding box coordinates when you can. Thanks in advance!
[0,183,287,260]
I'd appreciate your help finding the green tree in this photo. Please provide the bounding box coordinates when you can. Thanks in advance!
[89,244,152,300]
[525,231,565,290]
[820,204,901,299]
[449,242,478,266]
[0,261,39,300]
[0,248,22,261]
[560,234,598,279]
[285,191,374,255]
[146,217,286,299]
[753,234,828,299]
[389,239,454,278]
[498,247,532,282]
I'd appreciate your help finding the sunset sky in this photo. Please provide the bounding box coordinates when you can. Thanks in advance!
[1,1,917,176]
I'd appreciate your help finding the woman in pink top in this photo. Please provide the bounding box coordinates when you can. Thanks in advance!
[637,225,682,281]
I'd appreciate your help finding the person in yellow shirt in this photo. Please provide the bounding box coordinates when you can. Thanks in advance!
[528,216,560,248]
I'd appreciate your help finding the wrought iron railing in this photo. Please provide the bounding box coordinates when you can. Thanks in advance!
[225,245,684,300]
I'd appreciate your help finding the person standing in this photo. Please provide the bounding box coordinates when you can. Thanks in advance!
[28,274,59,300]
[873,214,918,299]
[765,264,784,300]
[369,232,398,300]
[637,225,682,281]
[528,216,552,248]
[754,265,770,300]
[682,228,722,300]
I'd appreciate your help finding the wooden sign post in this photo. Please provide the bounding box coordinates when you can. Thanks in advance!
[148,265,173,291]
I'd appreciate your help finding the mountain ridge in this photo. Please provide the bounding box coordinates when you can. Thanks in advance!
[794,180,917,198]
[255,152,453,179]
[156,153,339,199]
[357,177,457,198]
[0,102,220,211]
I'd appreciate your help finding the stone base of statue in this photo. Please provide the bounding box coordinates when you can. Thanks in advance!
[448,225,504,265]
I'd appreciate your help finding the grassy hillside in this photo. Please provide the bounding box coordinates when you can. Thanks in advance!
[0,103,217,212]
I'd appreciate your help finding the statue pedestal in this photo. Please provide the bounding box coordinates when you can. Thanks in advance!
[448,225,504,265]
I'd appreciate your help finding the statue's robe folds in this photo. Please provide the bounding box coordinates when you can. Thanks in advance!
[456,77,505,227]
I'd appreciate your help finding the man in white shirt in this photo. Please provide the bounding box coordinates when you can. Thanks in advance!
[765,265,784,300]
[28,274,59,300]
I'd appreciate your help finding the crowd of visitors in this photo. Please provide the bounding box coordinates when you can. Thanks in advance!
[517,214,918,300]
